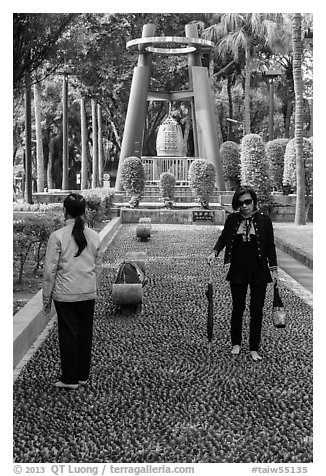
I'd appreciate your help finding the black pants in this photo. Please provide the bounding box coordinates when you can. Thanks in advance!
[230,282,267,351]
[54,299,95,384]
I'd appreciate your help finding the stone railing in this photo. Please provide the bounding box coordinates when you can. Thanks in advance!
[142,156,194,185]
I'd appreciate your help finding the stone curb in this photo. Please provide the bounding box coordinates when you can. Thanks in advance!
[13,217,122,372]
[278,269,313,308]
[274,237,313,270]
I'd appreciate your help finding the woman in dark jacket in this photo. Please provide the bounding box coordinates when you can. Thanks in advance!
[207,186,278,361]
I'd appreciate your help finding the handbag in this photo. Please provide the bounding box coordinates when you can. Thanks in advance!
[272,282,286,328]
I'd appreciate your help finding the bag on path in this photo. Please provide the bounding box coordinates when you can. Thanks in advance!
[115,261,147,287]
[272,282,286,328]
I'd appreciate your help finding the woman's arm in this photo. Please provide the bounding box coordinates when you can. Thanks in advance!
[213,215,231,255]
[207,215,231,264]
[266,216,278,271]
[95,240,103,282]
[42,233,61,314]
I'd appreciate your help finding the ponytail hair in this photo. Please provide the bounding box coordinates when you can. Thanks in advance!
[63,193,87,257]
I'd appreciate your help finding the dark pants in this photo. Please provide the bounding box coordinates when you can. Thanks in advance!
[230,283,267,351]
[54,299,95,384]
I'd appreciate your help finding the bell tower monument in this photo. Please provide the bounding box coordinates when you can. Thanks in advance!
[115,23,225,191]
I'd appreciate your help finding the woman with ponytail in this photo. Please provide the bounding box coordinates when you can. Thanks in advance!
[43,193,102,389]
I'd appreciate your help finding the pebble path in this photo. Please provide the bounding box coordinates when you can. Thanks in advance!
[13,224,313,463]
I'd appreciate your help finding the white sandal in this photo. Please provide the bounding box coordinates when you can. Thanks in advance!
[231,345,241,355]
[250,351,262,361]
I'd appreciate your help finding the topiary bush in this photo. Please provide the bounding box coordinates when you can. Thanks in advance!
[240,134,272,212]
[188,159,216,209]
[121,156,145,208]
[265,138,289,191]
[159,172,176,209]
[220,141,241,190]
[282,138,313,195]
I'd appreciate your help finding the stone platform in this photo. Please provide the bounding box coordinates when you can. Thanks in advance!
[120,207,225,225]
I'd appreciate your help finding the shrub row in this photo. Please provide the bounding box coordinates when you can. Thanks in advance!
[219,136,313,197]
[13,189,114,283]
[13,215,63,283]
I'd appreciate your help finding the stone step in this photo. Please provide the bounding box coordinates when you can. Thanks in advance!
[143,189,220,195]
[112,202,223,210]
[114,189,223,204]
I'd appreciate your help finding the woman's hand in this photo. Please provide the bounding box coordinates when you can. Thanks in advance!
[271,269,278,284]
[43,302,52,317]
[207,251,216,266]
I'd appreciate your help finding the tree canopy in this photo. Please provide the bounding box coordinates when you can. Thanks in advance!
[13,12,313,190]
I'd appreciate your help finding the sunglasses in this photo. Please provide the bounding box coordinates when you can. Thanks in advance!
[238,198,253,207]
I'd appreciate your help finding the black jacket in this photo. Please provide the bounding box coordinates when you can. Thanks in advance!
[213,211,278,270]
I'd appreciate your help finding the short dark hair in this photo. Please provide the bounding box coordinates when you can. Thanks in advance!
[231,185,258,211]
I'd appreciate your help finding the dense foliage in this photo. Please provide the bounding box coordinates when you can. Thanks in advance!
[282,138,313,195]
[13,190,113,283]
[13,13,313,192]
[188,159,216,209]
[265,139,289,192]
[13,215,63,283]
[219,141,241,190]
[240,134,272,210]
[121,157,145,208]
[159,172,176,209]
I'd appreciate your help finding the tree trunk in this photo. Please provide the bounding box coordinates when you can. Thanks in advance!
[107,114,121,149]
[97,103,103,187]
[308,99,313,137]
[292,13,306,225]
[34,81,44,192]
[182,113,191,156]
[47,136,54,189]
[80,97,88,190]
[62,73,69,190]
[243,43,251,135]
[284,98,293,138]
[208,58,223,147]
[25,73,33,204]
[227,76,233,140]
[91,98,98,188]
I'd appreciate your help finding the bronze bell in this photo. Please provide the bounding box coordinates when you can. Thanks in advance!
[156,113,184,157]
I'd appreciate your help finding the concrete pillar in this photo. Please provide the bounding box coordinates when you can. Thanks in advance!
[115,24,155,191]
[186,24,201,159]
[192,66,225,190]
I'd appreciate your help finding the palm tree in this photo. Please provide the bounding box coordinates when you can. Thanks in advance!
[265,13,312,139]
[292,13,306,225]
[203,13,282,135]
